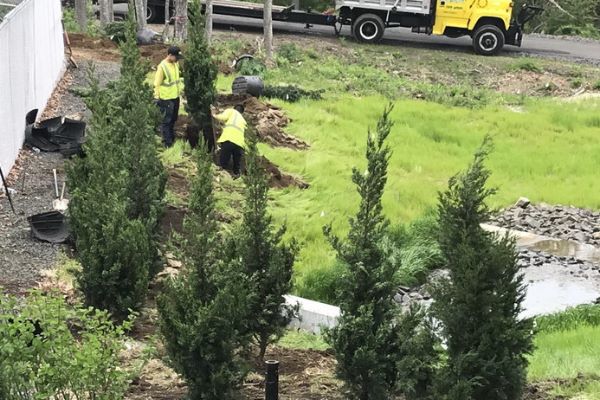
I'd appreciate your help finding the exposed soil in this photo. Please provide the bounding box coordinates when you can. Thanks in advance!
[216,94,310,151]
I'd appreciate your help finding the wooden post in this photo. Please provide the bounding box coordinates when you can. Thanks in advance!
[264,0,273,63]
[205,0,213,44]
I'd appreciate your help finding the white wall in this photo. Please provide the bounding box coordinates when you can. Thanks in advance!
[0,0,65,174]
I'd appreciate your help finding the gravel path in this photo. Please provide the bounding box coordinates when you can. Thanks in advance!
[0,60,120,294]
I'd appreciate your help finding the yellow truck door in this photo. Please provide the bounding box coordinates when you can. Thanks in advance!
[432,0,474,35]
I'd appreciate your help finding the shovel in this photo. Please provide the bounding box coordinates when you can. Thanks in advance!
[52,170,69,211]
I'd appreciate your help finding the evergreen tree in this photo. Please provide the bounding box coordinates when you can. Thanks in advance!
[183,0,217,130]
[430,136,533,400]
[157,144,249,400]
[67,18,165,319]
[230,135,298,360]
[324,106,439,400]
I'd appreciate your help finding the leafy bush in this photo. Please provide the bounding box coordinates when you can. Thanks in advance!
[515,0,600,39]
[294,261,345,304]
[105,22,127,43]
[0,290,133,399]
[263,85,323,102]
[236,58,267,77]
[276,43,304,63]
[535,304,600,333]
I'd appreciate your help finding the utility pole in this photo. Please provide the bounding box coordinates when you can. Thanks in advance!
[134,0,147,30]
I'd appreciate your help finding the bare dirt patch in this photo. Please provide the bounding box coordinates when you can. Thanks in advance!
[216,94,309,150]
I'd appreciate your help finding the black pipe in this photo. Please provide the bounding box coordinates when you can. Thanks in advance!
[265,360,279,400]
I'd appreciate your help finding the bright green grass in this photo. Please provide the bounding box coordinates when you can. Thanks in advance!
[529,325,600,399]
[255,95,600,284]
[277,330,330,351]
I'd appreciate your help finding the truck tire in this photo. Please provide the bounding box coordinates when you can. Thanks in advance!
[147,5,160,23]
[352,14,385,43]
[473,25,505,56]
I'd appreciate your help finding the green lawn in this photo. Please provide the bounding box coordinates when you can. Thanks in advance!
[254,95,600,291]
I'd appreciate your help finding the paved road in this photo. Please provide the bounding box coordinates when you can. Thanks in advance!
[210,14,600,64]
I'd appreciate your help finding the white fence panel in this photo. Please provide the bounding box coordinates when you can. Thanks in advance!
[0,0,65,174]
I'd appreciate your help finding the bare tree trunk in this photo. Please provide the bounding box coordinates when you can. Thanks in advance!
[163,0,171,41]
[75,0,87,31]
[263,0,273,63]
[205,0,213,44]
[134,0,147,30]
[107,0,114,22]
[174,0,188,41]
[98,0,110,27]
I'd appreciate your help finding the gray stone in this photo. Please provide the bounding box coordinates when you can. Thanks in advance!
[515,197,531,208]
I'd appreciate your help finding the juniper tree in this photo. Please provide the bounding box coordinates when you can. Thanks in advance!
[229,136,298,360]
[430,136,533,400]
[324,105,439,400]
[157,145,249,400]
[67,18,164,318]
[183,0,217,131]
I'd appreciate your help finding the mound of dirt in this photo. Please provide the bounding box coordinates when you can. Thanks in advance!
[260,156,309,190]
[216,94,309,150]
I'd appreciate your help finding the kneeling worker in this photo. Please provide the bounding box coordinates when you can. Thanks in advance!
[214,104,246,177]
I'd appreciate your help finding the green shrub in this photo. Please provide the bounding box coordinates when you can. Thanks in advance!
[68,18,164,319]
[277,43,304,63]
[431,137,534,400]
[511,59,542,73]
[325,105,439,400]
[535,305,600,333]
[158,146,250,400]
[0,290,133,399]
[295,261,345,304]
[262,85,323,102]
[236,58,267,77]
[105,21,127,43]
[183,0,218,129]
[593,80,600,90]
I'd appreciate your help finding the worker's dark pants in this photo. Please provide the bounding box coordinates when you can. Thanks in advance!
[158,98,179,147]
[219,141,243,175]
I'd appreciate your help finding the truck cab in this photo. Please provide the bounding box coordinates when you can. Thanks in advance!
[336,0,542,55]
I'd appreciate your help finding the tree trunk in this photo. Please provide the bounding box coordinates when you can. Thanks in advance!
[98,0,110,27]
[205,0,213,44]
[263,0,273,63]
[174,0,188,41]
[134,0,147,30]
[74,0,87,31]
[163,0,171,41]
[107,0,114,22]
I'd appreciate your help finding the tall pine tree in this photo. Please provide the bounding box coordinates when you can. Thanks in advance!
[229,136,298,360]
[431,136,533,400]
[183,0,217,130]
[324,106,439,400]
[157,144,249,400]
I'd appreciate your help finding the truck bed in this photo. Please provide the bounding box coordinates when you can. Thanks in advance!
[336,0,431,15]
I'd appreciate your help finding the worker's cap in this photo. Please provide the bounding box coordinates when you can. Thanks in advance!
[167,46,184,59]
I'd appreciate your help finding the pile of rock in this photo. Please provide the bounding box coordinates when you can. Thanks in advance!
[490,198,600,246]
[518,249,600,279]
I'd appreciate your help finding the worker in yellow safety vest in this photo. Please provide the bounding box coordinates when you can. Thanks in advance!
[213,104,247,177]
[154,46,185,148]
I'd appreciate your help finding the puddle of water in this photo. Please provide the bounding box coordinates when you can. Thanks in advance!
[522,279,600,318]
[528,239,600,263]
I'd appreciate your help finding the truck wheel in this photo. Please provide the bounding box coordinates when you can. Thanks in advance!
[352,14,385,43]
[146,5,160,23]
[473,25,505,55]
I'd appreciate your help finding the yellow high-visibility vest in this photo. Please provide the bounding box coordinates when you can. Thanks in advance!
[156,60,184,100]
[216,109,246,149]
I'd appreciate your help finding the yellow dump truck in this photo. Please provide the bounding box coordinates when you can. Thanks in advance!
[337,0,542,55]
